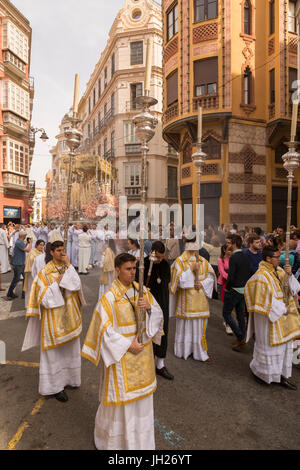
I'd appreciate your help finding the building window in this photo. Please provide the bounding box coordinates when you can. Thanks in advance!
[130,41,143,65]
[111,92,115,117]
[2,20,29,64]
[244,0,251,35]
[124,122,139,144]
[98,79,101,99]
[111,131,115,157]
[88,97,91,115]
[182,141,193,164]
[194,57,218,97]
[104,67,108,88]
[125,163,141,187]
[98,144,101,156]
[269,0,275,35]
[270,69,275,104]
[93,88,96,107]
[243,66,252,105]
[275,142,288,164]
[131,83,143,109]
[168,166,178,198]
[194,0,218,23]
[202,136,221,159]
[2,80,30,120]
[166,70,178,106]
[289,67,297,107]
[288,1,297,33]
[104,137,108,156]
[3,138,29,174]
[111,53,115,76]
[167,3,178,42]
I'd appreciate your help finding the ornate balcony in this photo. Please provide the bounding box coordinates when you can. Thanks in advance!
[2,171,28,192]
[125,187,141,198]
[193,94,219,111]
[125,143,141,155]
[164,102,179,124]
[3,111,27,135]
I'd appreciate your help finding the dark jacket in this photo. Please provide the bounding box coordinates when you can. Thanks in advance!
[226,250,251,291]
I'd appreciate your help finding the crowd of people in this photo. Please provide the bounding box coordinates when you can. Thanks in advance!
[1,219,300,450]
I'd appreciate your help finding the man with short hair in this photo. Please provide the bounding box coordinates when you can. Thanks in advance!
[223,234,251,351]
[22,241,85,402]
[245,246,300,390]
[7,232,32,300]
[137,240,173,380]
[82,252,163,450]
[243,234,262,275]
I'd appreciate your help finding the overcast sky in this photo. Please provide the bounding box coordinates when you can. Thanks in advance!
[12,0,127,188]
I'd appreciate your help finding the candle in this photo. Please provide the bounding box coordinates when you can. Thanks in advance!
[144,38,153,93]
[198,106,202,142]
[291,101,298,141]
[73,74,80,115]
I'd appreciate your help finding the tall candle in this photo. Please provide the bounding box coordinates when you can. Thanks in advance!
[291,101,298,141]
[144,38,153,93]
[73,74,80,115]
[198,106,202,142]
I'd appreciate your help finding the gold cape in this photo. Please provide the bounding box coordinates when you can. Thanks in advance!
[23,248,42,293]
[26,261,82,350]
[82,278,163,406]
[169,251,216,319]
[99,247,115,284]
[245,261,300,346]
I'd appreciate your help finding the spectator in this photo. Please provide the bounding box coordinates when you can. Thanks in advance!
[275,225,285,238]
[291,230,300,254]
[222,234,251,351]
[7,232,32,300]
[243,234,262,276]
[165,222,181,266]
[218,244,233,335]
[279,240,300,275]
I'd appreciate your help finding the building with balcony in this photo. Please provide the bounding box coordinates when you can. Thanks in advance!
[77,0,178,221]
[162,0,300,231]
[0,0,33,224]
[31,187,47,223]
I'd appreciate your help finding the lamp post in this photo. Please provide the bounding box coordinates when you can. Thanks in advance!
[191,106,207,263]
[132,39,158,342]
[30,127,49,143]
[63,74,82,248]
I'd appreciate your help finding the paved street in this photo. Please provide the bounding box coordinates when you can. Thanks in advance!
[1,266,300,451]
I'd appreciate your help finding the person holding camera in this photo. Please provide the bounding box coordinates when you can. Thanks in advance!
[7,232,32,300]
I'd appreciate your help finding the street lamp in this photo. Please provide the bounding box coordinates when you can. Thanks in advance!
[30,127,49,143]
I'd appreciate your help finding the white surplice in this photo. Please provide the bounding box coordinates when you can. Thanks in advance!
[78,232,91,274]
[0,228,10,273]
[22,265,82,395]
[246,275,300,384]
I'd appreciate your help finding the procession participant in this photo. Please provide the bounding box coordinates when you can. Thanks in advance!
[82,253,164,450]
[0,223,10,274]
[48,225,64,244]
[78,226,91,275]
[23,240,45,308]
[169,231,216,362]
[7,232,32,300]
[137,240,173,380]
[165,223,181,267]
[71,224,83,269]
[66,224,73,262]
[94,224,105,265]
[25,224,37,246]
[36,223,48,244]
[22,241,85,402]
[128,238,146,262]
[245,246,300,390]
[88,223,97,266]
[31,242,52,279]
[98,239,115,298]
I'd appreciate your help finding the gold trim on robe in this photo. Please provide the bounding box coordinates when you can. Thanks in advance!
[169,252,216,319]
[23,248,42,293]
[26,261,83,350]
[245,261,300,346]
[82,278,159,406]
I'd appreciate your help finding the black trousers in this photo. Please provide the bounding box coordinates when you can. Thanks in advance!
[153,309,169,358]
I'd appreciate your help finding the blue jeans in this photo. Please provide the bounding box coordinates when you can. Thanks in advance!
[7,264,24,297]
[222,289,246,342]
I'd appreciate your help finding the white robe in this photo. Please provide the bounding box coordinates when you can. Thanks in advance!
[22,265,82,395]
[93,299,163,450]
[172,268,214,361]
[0,228,10,273]
[247,275,300,384]
[71,229,83,268]
[78,233,91,274]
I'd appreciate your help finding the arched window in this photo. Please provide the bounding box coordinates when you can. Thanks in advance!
[275,142,288,164]
[243,66,252,105]
[202,136,221,159]
[182,141,193,164]
[244,0,251,35]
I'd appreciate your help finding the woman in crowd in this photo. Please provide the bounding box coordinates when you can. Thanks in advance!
[217,244,233,335]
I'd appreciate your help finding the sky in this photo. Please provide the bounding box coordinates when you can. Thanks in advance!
[11,0,127,188]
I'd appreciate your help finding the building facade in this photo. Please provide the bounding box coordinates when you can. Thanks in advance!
[0,0,34,224]
[77,0,178,221]
[31,187,47,223]
[162,0,300,231]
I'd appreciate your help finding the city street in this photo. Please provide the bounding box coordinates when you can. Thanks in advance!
[1,266,300,451]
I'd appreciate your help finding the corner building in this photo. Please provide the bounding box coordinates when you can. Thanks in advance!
[0,0,34,224]
[162,0,300,231]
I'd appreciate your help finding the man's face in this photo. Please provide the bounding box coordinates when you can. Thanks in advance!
[51,246,65,263]
[226,238,232,249]
[251,239,261,252]
[266,251,281,269]
[154,251,165,264]
[277,228,284,236]
[116,261,136,285]
[37,242,45,253]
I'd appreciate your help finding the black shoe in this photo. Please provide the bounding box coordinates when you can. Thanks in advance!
[156,367,174,380]
[251,371,268,386]
[54,390,68,402]
[280,377,297,391]
[6,293,18,300]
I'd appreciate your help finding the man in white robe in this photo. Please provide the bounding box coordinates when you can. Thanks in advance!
[82,252,164,450]
[78,227,91,274]
[245,246,300,390]
[0,224,10,274]
[22,240,85,402]
[23,240,45,308]
[169,240,216,362]
[71,224,83,269]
